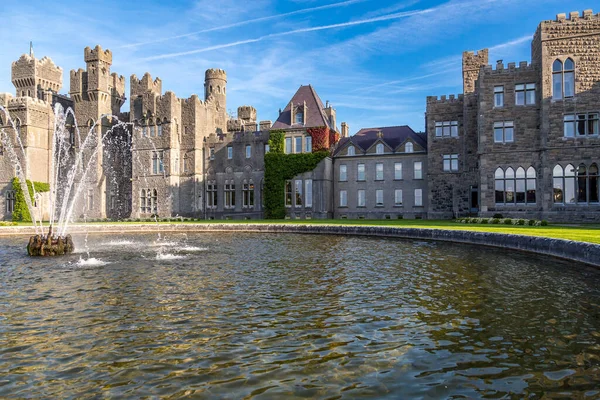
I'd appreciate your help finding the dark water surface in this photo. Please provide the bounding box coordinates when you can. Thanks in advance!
[1,232,600,399]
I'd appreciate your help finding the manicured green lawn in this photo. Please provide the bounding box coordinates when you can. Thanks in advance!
[8,219,600,245]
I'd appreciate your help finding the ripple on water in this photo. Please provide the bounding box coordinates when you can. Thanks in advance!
[75,257,110,266]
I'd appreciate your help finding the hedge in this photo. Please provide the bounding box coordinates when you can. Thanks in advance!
[12,177,50,222]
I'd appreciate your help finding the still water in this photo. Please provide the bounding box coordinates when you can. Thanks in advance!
[1,232,600,398]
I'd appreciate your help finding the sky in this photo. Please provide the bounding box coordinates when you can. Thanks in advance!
[0,0,591,134]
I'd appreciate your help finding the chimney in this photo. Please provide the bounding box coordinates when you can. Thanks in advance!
[341,122,349,138]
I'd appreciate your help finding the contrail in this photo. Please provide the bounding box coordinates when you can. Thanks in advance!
[119,0,368,49]
[142,8,433,61]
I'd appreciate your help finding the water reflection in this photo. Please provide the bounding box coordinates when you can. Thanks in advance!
[1,233,600,398]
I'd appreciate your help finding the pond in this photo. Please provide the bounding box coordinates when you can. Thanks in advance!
[1,232,599,398]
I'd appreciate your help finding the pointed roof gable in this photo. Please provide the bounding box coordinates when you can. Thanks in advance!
[272,85,332,130]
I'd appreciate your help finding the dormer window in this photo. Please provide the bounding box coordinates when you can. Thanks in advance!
[405,142,413,153]
[376,143,384,154]
[347,145,355,156]
[295,110,304,124]
[553,58,575,100]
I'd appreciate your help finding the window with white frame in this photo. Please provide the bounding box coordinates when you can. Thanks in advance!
[414,189,423,206]
[405,142,413,153]
[357,164,365,181]
[394,189,403,206]
[376,143,384,154]
[494,86,504,107]
[347,145,355,156]
[413,161,422,179]
[294,137,302,153]
[295,111,304,124]
[242,181,254,208]
[295,180,303,207]
[339,190,347,207]
[516,83,536,105]
[552,58,575,100]
[339,164,347,181]
[553,163,599,204]
[376,163,384,180]
[305,179,312,208]
[305,136,312,153]
[375,189,383,206]
[227,146,233,159]
[285,138,292,154]
[435,121,459,137]
[357,189,366,207]
[495,166,536,205]
[152,151,164,174]
[494,121,514,143]
[443,154,459,172]
[394,162,402,180]
[245,144,251,158]
[564,113,599,137]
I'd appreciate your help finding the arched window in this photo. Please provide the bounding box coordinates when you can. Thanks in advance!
[149,119,155,137]
[210,85,213,93]
[376,143,384,154]
[505,167,515,203]
[295,110,303,124]
[553,58,575,100]
[590,164,599,203]
[27,90,31,97]
[553,164,576,204]
[347,145,355,156]
[576,163,600,204]
[183,154,188,173]
[157,120,162,136]
[527,167,536,204]
[578,164,587,203]
[516,167,526,204]
[140,189,147,213]
[152,189,158,213]
[405,142,413,153]
[495,168,505,204]
[217,86,221,94]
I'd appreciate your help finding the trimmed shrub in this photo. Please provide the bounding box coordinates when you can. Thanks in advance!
[491,218,500,224]
[493,213,503,219]
[541,220,548,226]
[503,218,512,225]
[517,219,526,225]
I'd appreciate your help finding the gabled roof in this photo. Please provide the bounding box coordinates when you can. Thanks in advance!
[272,85,333,130]
[333,125,426,156]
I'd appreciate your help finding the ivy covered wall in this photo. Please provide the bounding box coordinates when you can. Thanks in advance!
[12,177,50,222]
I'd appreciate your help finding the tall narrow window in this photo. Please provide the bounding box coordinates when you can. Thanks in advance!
[207,182,217,208]
[565,164,576,204]
[578,164,588,203]
[295,111,304,124]
[285,180,292,207]
[554,164,576,204]
[264,144,270,154]
[339,190,347,207]
[553,165,564,204]
[494,86,504,107]
[394,163,402,180]
[305,136,312,153]
[405,142,413,153]
[516,167,526,204]
[527,167,536,204]
[152,189,158,213]
[339,164,347,181]
[495,168,505,204]
[376,143,384,154]
[285,138,292,154]
[413,161,422,179]
[249,181,255,207]
[152,151,164,174]
[357,190,366,207]
[394,189,403,206]
[225,181,236,208]
[347,145,355,156]
[576,163,600,204]
[245,144,251,158]
[5,190,15,213]
[157,121,162,136]
[505,167,515,203]
[590,164,599,203]
[375,189,383,206]
[414,189,423,206]
[149,119,156,137]
[305,179,312,208]
[227,146,233,159]
[209,148,215,161]
[242,181,254,208]
[295,180,303,207]
[375,163,383,180]
[357,164,365,181]
[295,137,302,153]
[553,58,575,100]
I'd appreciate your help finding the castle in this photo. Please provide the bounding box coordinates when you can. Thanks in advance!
[0,9,598,223]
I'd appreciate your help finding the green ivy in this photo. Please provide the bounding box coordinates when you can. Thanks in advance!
[264,150,328,219]
[12,177,50,222]
[268,130,285,154]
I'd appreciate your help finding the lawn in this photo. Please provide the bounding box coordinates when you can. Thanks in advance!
[8,219,600,245]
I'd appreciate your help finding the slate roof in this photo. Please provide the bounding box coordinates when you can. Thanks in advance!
[272,85,334,130]
[333,125,427,156]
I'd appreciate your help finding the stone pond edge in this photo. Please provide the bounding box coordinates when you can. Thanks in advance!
[1,223,599,267]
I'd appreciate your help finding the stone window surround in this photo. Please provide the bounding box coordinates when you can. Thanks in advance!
[493,121,514,144]
[435,120,459,138]
[553,163,600,205]
[443,154,459,172]
[515,83,536,106]
[494,85,504,108]
[552,57,575,101]
[494,166,536,206]
[563,112,599,138]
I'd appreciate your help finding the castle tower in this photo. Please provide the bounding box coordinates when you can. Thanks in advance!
[204,69,227,109]
[462,49,488,94]
[11,52,62,100]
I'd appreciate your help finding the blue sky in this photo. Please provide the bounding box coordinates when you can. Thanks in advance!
[0,0,590,133]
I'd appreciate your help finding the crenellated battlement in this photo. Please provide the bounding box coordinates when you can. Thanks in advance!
[426,94,464,104]
[205,69,227,81]
[463,49,489,71]
[7,96,51,111]
[237,105,256,121]
[84,45,112,64]
[11,53,63,95]
[130,72,162,97]
[554,9,599,22]
[482,61,535,74]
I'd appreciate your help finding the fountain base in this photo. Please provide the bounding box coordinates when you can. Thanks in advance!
[27,234,74,256]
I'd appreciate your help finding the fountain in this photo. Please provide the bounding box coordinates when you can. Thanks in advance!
[0,103,132,256]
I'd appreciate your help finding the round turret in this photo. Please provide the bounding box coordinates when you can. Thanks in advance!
[204,69,227,110]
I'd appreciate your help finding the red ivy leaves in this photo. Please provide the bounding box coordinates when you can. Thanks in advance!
[307,126,329,152]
